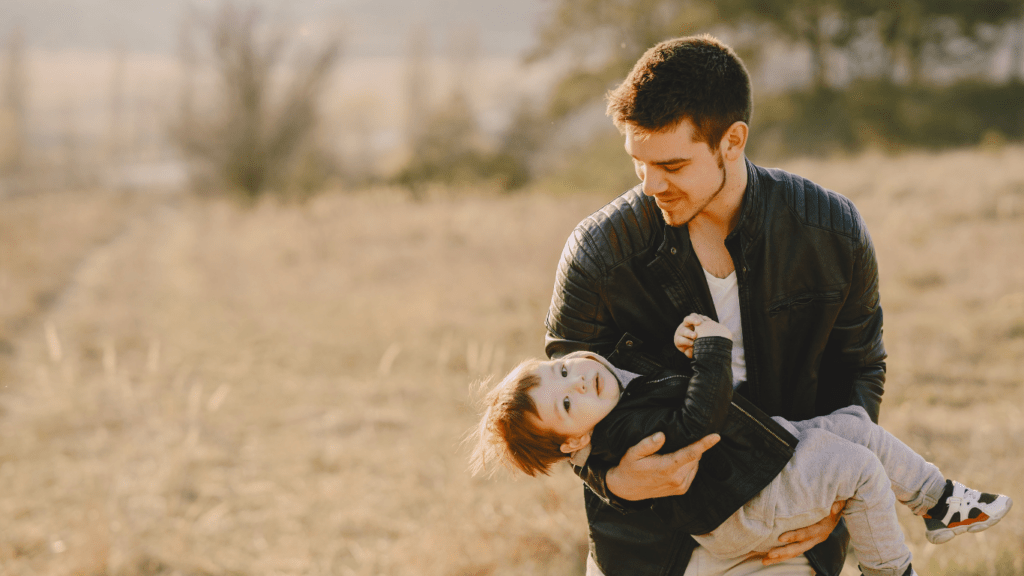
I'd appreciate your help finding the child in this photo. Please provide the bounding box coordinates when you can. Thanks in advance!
[469,314,1012,576]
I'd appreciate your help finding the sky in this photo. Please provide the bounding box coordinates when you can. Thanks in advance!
[2,0,550,57]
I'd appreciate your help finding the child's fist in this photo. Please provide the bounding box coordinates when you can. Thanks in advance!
[674,313,703,358]
[674,314,732,358]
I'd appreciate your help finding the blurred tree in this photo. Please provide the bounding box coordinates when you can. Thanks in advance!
[403,23,431,168]
[1012,14,1024,81]
[396,90,485,190]
[718,0,880,89]
[0,28,28,180]
[864,0,1022,85]
[396,25,535,192]
[172,3,341,200]
[527,0,721,120]
[490,98,550,190]
[107,47,127,163]
[526,0,1024,163]
[397,25,479,194]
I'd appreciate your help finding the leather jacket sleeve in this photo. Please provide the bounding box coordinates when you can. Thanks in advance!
[544,223,648,512]
[544,189,663,365]
[824,210,887,423]
[593,337,734,460]
[544,226,620,359]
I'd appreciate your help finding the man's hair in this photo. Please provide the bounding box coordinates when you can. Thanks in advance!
[468,358,570,477]
[606,34,752,148]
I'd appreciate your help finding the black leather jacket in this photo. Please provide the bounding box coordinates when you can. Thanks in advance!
[545,159,887,576]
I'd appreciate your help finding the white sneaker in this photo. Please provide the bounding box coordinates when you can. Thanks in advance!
[924,480,1013,544]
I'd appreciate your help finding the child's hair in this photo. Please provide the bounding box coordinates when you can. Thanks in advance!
[468,358,571,477]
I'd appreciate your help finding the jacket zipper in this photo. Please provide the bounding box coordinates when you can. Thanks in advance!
[730,401,790,448]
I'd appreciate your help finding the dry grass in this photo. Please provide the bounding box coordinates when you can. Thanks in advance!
[0,189,141,373]
[1,145,1023,575]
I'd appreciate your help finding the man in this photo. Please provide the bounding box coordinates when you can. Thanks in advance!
[544,35,886,575]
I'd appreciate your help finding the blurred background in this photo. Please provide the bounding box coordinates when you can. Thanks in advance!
[1,1,1023,575]
[3,0,1023,197]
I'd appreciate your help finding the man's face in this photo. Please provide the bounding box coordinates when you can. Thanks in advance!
[625,119,728,227]
[527,353,620,445]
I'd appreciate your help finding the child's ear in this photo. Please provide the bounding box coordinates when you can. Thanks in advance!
[560,433,592,454]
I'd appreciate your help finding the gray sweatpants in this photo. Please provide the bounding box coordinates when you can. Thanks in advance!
[692,405,946,576]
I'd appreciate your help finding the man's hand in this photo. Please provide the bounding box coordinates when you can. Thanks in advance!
[762,500,847,566]
[606,432,720,501]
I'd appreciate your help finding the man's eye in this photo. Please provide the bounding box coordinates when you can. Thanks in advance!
[563,397,571,412]
[561,366,568,377]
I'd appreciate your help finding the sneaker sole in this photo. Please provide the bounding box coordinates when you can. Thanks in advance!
[926,496,1013,545]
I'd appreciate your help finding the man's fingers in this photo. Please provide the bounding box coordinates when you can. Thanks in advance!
[672,458,700,492]
[767,504,841,565]
[776,526,815,545]
[764,525,829,565]
[762,540,814,566]
[620,432,718,470]
[621,432,666,463]
[655,430,720,467]
[670,433,720,464]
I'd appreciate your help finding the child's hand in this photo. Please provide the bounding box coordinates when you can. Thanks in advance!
[674,314,732,358]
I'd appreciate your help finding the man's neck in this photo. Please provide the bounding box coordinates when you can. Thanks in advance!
[689,156,747,278]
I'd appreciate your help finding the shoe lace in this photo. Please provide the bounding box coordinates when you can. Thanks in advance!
[961,486,981,508]
[948,484,982,516]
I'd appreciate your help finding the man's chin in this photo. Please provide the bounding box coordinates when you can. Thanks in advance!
[661,208,692,227]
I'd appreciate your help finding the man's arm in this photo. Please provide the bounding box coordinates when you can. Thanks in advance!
[544,228,619,359]
[834,215,887,420]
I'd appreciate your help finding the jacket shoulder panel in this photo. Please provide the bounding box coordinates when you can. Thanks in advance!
[759,166,862,239]
[568,185,662,273]
[545,186,662,348]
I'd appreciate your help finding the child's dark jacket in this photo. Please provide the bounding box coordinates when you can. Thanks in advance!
[585,336,798,538]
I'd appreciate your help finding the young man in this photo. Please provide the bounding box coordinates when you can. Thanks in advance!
[469,315,1011,576]
[544,34,887,575]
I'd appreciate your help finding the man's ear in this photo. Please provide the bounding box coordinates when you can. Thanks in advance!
[560,433,592,454]
[720,121,748,161]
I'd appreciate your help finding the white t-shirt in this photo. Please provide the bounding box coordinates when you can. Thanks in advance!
[702,268,746,386]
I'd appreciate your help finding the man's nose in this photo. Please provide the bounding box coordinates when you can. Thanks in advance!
[641,168,666,196]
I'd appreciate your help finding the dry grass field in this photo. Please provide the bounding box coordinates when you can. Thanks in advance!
[1,145,1023,576]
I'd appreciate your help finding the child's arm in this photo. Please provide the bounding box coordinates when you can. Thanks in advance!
[592,314,735,460]
[657,315,734,451]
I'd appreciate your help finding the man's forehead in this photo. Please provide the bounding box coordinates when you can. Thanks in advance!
[625,123,704,158]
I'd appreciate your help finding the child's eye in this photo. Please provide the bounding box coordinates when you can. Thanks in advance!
[563,397,571,412]
[561,366,568,377]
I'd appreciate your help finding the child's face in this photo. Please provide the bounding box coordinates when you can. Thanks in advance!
[528,353,620,451]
